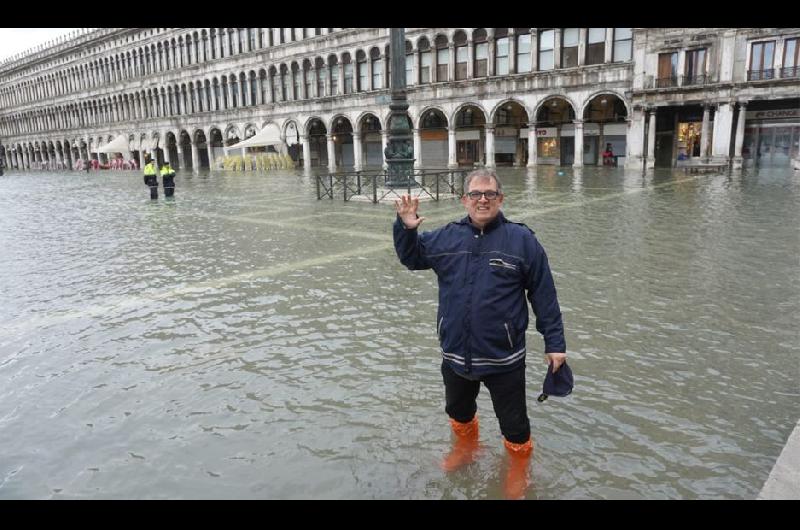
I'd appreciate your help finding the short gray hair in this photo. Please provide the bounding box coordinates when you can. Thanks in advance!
[463,168,503,195]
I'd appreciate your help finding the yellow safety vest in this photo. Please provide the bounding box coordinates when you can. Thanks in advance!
[160,166,172,176]
[144,163,156,176]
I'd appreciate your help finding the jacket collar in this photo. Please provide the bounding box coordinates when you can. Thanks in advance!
[458,210,507,233]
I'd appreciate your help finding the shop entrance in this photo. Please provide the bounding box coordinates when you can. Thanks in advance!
[756,126,798,167]
[676,122,703,163]
[457,140,480,165]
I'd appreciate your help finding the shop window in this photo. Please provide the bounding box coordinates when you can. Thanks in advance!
[782,38,799,78]
[684,48,706,85]
[538,137,559,158]
[749,41,775,80]
[539,30,554,70]
[562,28,579,68]
[613,28,632,62]
[657,52,678,87]
[585,28,606,65]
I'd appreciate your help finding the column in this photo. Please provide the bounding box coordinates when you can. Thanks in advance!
[191,142,199,172]
[711,102,734,165]
[485,125,495,168]
[338,61,345,96]
[733,101,748,169]
[163,143,171,165]
[326,134,337,172]
[646,108,657,169]
[530,29,539,72]
[605,28,614,63]
[577,28,587,66]
[301,134,311,170]
[508,30,517,74]
[449,44,456,81]
[700,104,711,161]
[447,128,457,168]
[207,143,215,169]
[527,123,538,167]
[381,130,389,169]
[487,36,496,76]
[353,132,363,171]
[412,128,422,169]
[554,28,562,69]
[573,119,584,168]
[415,48,422,85]
[467,41,474,78]
[138,149,145,170]
[174,146,182,169]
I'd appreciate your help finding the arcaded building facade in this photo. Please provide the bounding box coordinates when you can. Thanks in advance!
[1,27,798,172]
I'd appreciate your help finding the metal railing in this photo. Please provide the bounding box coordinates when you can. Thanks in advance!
[747,69,775,81]
[780,66,799,78]
[680,74,709,86]
[316,168,468,203]
[655,76,679,88]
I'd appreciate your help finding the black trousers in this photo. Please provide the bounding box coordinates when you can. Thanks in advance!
[441,360,530,444]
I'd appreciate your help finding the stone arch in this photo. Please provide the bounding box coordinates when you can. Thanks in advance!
[488,98,532,124]
[533,94,579,120]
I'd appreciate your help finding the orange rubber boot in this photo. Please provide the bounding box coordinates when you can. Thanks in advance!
[440,416,480,472]
[503,438,533,500]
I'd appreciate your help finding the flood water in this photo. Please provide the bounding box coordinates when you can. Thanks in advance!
[0,165,798,499]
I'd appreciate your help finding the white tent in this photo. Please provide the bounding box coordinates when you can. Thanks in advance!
[93,134,131,155]
[225,123,283,153]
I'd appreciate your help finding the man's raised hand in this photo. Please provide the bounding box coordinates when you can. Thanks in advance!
[394,194,425,229]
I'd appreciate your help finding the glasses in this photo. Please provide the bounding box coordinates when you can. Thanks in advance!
[465,190,500,200]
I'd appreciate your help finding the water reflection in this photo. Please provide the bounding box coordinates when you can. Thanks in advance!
[0,166,797,499]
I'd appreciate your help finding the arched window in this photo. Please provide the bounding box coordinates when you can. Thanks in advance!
[516,29,531,72]
[221,76,228,109]
[405,40,415,85]
[249,71,257,105]
[210,29,217,59]
[238,28,246,53]
[328,55,338,95]
[230,75,238,107]
[417,37,433,83]
[495,29,510,75]
[259,69,268,103]
[435,35,449,81]
[473,29,488,77]
[213,78,220,110]
[370,47,382,89]
[315,57,326,96]
[342,54,353,94]
[281,65,290,101]
[454,31,468,80]
[270,67,280,101]
[303,60,313,98]
[248,28,256,51]
[292,63,301,100]
[356,50,367,91]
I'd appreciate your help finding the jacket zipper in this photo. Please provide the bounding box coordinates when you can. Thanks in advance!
[504,323,514,349]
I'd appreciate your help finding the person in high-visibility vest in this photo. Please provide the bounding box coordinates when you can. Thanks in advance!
[143,158,158,199]
[160,161,176,197]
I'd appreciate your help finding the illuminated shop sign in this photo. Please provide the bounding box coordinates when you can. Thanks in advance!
[746,109,800,120]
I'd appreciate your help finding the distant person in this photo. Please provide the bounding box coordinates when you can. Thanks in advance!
[602,143,615,166]
[84,158,91,173]
[160,161,176,198]
[143,158,158,200]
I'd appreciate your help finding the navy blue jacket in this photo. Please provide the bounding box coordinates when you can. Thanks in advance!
[394,211,565,378]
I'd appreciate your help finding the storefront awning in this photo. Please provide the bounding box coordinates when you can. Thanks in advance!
[226,124,282,152]
[93,134,131,154]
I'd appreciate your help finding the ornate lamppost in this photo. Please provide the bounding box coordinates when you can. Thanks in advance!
[384,27,416,188]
